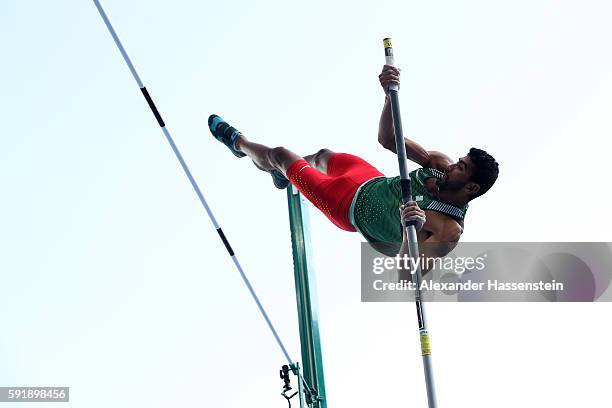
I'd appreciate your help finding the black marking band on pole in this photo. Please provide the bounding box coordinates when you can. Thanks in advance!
[140,87,166,127]
[400,178,412,203]
[416,301,425,330]
[216,228,235,256]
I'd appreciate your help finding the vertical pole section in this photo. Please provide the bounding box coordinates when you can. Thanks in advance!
[287,185,327,408]
[383,37,438,408]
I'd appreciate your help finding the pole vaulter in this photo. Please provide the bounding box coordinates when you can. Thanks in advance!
[93,1,500,403]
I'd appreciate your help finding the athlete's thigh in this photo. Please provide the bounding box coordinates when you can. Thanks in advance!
[286,160,357,231]
[327,153,384,181]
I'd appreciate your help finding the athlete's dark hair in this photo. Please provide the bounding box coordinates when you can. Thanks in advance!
[467,148,499,198]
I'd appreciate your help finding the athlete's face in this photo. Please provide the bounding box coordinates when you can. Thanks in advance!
[437,156,474,192]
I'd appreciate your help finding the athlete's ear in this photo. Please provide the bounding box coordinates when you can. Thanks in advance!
[466,182,480,196]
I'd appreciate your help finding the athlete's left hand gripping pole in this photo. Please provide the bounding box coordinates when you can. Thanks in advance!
[383,38,438,408]
[92,0,297,372]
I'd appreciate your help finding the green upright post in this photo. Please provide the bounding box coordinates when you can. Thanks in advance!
[286,185,328,408]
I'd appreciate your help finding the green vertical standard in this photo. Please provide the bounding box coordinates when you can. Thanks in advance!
[286,185,327,408]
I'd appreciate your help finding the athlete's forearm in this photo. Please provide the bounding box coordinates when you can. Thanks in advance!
[378,96,397,151]
[397,228,413,282]
[397,229,444,281]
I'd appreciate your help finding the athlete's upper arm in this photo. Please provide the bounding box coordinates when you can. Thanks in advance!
[402,138,453,170]
[422,220,462,258]
[424,150,453,171]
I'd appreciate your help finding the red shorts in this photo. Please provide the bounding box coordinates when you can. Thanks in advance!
[286,153,384,231]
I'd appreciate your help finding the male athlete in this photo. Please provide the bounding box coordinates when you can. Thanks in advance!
[208,65,499,260]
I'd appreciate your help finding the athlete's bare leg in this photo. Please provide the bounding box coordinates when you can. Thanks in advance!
[236,135,335,176]
[303,148,335,173]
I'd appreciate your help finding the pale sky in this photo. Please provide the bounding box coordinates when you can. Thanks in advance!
[1,0,611,407]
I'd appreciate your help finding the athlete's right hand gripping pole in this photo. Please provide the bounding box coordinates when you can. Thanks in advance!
[383,38,438,408]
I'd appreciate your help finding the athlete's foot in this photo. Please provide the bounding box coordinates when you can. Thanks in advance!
[253,161,290,189]
[208,114,246,158]
[270,169,290,189]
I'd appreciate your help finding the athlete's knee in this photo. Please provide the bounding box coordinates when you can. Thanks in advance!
[267,146,289,163]
[267,146,298,169]
[314,148,333,159]
[313,148,334,171]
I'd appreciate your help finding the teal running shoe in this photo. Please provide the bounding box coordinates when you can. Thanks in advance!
[253,162,290,190]
[270,169,289,189]
[208,114,246,158]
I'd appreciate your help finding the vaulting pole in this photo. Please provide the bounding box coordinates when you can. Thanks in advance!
[383,38,438,408]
